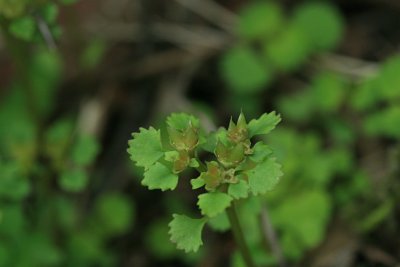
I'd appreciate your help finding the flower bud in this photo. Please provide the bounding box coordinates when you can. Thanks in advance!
[202,161,223,191]
[173,150,190,173]
[167,121,199,151]
[227,113,248,143]
[215,141,245,168]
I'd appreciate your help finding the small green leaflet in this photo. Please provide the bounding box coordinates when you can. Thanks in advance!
[248,112,281,137]
[59,168,88,193]
[41,3,59,23]
[228,180,249,199]
[191,177,205,189]
[238,1,283,39]
[197,192,233,218]
[246,157,282,195]
[167,113,200,130]
[128,127,164,169]
[189,158,200,168]
[220,47,272,94]
[164,151,179,162]
[293,2,344,50]
[249,142,272,163]
[71,135,100,166]
[168,214,207,253]
[95,193,134,235]
[143,162,178,191]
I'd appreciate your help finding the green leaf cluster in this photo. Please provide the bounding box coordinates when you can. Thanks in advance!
[44,119,100,193]
[220,1,344,94]
[255,63,391,260]
[350,55,400,138]
[128,111,282,252]
[0,4,139,266]
[278,71,348,123]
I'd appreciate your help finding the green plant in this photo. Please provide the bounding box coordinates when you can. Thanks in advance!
[220,1,344,97]
[0,2,137,266]
[128,112,283,266]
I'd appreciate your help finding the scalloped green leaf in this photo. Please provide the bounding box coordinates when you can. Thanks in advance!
[248,112,281,137]
[246,157,282,195]
[197,192,233,218]
[228,180,249,199]
[168,214,207,253]
[143,162,178,191]
[128,127,164,169]
[250,142,272,163]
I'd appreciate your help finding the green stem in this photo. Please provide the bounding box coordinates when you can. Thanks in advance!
[226,201,257,267]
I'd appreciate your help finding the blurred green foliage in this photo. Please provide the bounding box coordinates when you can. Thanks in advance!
[221,1,344,96]
[1,0,399,266]
[218,0,398,265]
[128,112,283,255]
[0,2,135,267]
[221,47,273,93]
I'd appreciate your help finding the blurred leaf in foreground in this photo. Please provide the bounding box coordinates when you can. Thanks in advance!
[238,1,283,40]
[293,2,344,50]
[221,47,272,94]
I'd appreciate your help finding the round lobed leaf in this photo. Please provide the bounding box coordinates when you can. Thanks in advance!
[143,162,179,191]
[168,214,207,253]
[128,127,164,169]
[246,157,283,195]
[197,192,233,218]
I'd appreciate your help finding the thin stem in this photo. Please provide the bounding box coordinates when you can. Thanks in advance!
[260,204,287,267]
[226,201,257,267]
[35,14,57,51]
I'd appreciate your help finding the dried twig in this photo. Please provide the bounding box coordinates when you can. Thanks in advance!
[316,53,379,79]
[173,0,237,33]
[126,48,211,79]
[260,204,287,267]
[152,22,232,50]
[35,15,57,51]
[362,245,400,266]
